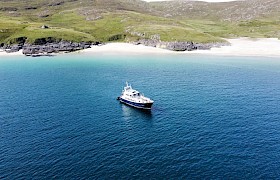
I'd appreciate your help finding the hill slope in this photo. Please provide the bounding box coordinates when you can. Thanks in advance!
[0,0,279,45]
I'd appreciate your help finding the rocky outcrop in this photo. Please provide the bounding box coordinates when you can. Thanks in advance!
[0,36,229,56]
[33,37,59,45]
[22,41,93,56]
[12,37,27,45]
[166,42,197,51]
[0,38,96,56]
[135,39,230,51]
[3,44,23,53]
[135,39,158,47]
[1,36,26,53]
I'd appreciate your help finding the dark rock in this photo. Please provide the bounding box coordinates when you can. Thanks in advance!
[166,42,196,51]
[92,42,101,46]
[25,7,37,10]
[2,44,10,49]
[22,40,93,56]
[41,25,49,29]
[14,37,27,45]
[48,1,64,6]
[0,40,94,55]
[5,44,22,53]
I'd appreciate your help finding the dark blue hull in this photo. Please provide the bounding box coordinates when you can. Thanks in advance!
[119,98,153,110]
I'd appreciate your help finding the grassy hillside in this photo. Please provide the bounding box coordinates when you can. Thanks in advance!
[0,0,279,44]
[152,0,280,39]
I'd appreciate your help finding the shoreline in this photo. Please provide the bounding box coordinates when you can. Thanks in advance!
[79,38,280,57]
[188,38,280,57]
[1,38,280,58]
[0,50,23,57]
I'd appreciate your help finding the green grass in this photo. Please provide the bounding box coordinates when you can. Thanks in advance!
[1,11,224,44]
[180,19,280,40]
[0,17,27,43]
[0,17,96,43]
[131,24,223,43]
[1,0,280,44]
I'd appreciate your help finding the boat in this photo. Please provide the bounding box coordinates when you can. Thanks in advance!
[117,82,154,110]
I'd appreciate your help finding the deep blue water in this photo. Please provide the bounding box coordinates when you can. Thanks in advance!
[1,54,280,179]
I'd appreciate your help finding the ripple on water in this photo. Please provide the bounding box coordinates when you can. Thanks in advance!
[0,55,280,179]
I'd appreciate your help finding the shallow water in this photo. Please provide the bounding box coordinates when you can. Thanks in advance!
[1,54,280,179]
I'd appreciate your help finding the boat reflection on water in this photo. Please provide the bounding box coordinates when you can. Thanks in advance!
[121,103,153,121]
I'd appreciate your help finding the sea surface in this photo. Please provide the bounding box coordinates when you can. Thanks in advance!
[1,53,280,179]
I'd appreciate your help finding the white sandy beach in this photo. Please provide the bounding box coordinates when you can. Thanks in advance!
[1,38,280,57]
[0,50,23,57]
[81,38,280,57]
[191,38,280,57]
[81,43,173,55]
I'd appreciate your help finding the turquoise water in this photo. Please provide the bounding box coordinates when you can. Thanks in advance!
[1,54,280,179]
